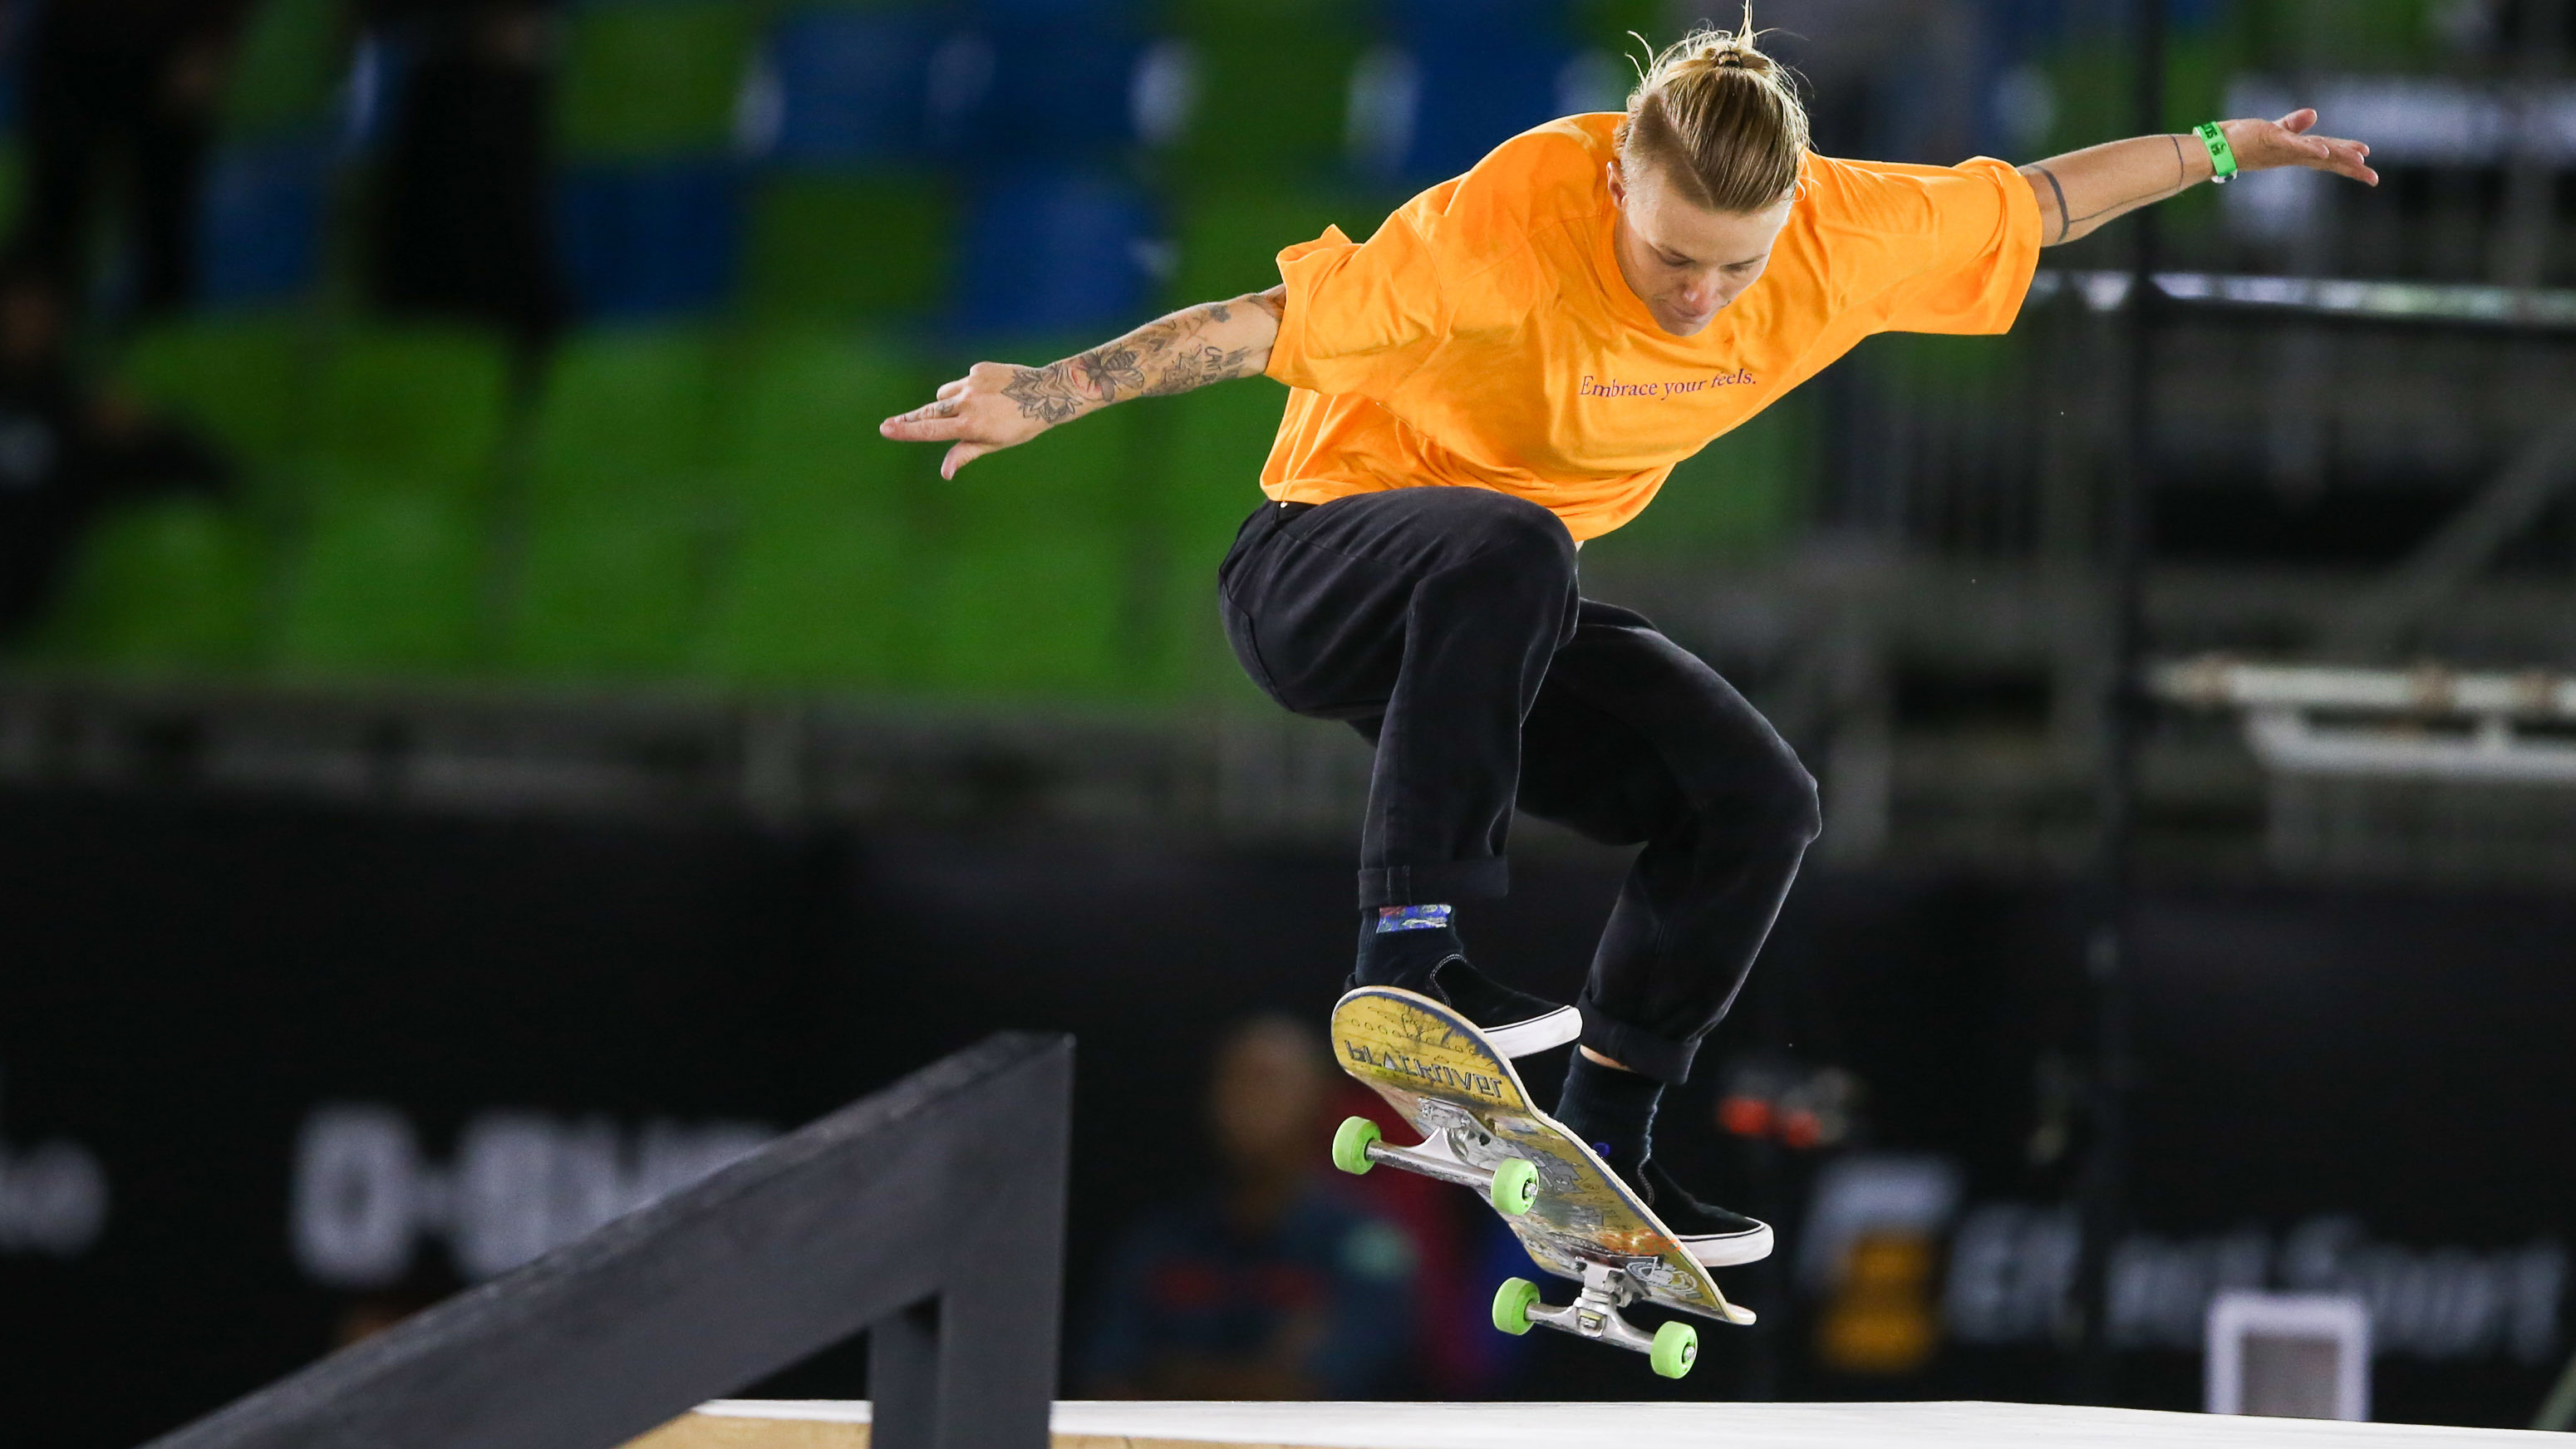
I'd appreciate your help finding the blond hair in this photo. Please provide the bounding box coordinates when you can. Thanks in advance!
[1618,7,1810,214]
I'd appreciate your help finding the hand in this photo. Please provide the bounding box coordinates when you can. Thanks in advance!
[2226,110,2378,186]
[878,360,1079,479]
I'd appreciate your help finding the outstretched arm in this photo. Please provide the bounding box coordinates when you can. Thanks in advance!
[2018,109,2377,248]
[880,286,1286,478]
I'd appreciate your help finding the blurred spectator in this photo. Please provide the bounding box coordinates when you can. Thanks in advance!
[1082,1016,1416,1399]
[4,0,260,313]
[0,268,229,638]
[1323,1073,1531,1397]
[362,0,561,339]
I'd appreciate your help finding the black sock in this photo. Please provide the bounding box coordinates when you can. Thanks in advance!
[1354,905,1463,988]
[1555,1052,1662,1178]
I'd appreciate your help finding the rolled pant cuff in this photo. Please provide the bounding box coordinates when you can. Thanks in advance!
[1357,857,1510,910]
[1573,994,1699,1084]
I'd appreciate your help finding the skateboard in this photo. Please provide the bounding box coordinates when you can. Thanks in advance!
[1325,985,1753,1379]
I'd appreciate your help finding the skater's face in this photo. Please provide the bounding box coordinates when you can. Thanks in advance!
[1607,161,1794,336]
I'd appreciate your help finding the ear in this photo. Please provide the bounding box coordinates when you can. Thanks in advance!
[1605,160,1629,207]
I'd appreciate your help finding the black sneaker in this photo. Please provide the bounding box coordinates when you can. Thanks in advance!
[1344,953,1581,1059]
[1631,1156,1773,1267]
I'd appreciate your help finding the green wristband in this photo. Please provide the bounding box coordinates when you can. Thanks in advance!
[2195,120,2239,184]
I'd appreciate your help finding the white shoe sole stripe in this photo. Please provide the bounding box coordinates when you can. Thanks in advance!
[1679,1221,1775,1267]
[1481,1004,1582,1059]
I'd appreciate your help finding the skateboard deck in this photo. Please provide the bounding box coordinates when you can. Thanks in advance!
[1327,985,1751,1373]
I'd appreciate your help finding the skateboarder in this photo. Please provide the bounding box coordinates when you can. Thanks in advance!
[884,16,2375,1268]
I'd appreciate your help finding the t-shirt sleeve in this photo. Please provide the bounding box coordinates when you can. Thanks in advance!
[1863,155,2043,336]
[1265,213,1448,400]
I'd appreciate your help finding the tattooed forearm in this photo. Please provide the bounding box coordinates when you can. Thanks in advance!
[1001,365,1089,424]
[1077,345,1148,398]
[1003,292,1281,422]
[1142,343,1260,397]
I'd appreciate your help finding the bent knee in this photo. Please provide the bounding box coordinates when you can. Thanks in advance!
[1773,755,1822,847]
[1456,493,1577,579]
[1702,742,1821,850]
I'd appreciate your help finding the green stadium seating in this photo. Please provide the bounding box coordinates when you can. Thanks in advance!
[1167,186,1377,309]
[1586,393,1816,567]
[700,508,916,684]
[697,335,932,684]
[1571,0,1666,53]
[1165,0,1363,179]
[508,508,706,675]
[525,327,720,494]
[1158,380,1282,545]
[1143,381,1286,696]
[118,316,313,477]
[505,329,722,675]
[1172,32,1364,179]
[271,487,488,673]
[31,497,263,670]
[558,0,758,160]
[2283,0,2431,71]
[307,324,513,494]
[720,331,925,504]
[743,174,952,326]
[912,400,1142,696]
[261,324,510,674]
[220,0,347,140]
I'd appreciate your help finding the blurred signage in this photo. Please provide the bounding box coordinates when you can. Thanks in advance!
[1947,1203,2565,1364]
[0,1067,108,1259]
[289,1103,773,1287]
[1805,1156,1965,1375]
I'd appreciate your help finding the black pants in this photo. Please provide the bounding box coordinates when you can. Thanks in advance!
[1218,489,1821,1083]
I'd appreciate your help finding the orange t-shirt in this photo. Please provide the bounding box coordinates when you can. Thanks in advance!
[1261,112,2043,541]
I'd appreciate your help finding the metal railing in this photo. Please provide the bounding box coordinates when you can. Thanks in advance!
[145,1034,1073,1449]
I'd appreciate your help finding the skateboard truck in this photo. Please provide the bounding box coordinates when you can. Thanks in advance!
[1330,1115,1541,1214]
[1334,1116,1698,1379]
[1494,1262,1700,1379]
[1330,990,1757,1380]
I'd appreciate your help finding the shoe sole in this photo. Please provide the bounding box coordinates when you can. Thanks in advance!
[1678,1220,1775,1267]
[1481,1003,1581,1059]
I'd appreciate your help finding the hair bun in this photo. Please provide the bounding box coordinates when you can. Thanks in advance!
[1617,5,1810,215]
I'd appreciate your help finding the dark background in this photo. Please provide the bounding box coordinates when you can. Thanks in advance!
[3,0,2576,1440]
[4,792,2571,1446]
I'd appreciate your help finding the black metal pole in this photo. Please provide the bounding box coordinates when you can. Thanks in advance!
[2072,0,2163,1403]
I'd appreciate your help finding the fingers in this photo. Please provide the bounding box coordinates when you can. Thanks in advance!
[2308,133,2377,184]
[941,441,991,479]
[2244,114,2379,186]
[937,376,968,400]
[879,413,971,441]
[880,394,970,438]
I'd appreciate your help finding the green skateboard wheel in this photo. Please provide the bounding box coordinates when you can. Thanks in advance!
[1650,1319,1698,1378]
[1330,1116,1381,1175]
[1492,1277,1541,1335]
[1489,1156,1539,1215]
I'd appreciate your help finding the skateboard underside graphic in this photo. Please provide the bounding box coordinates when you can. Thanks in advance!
[1327,985,1752,1378]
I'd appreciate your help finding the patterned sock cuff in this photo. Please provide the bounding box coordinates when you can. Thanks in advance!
[1374,903,1454,933]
